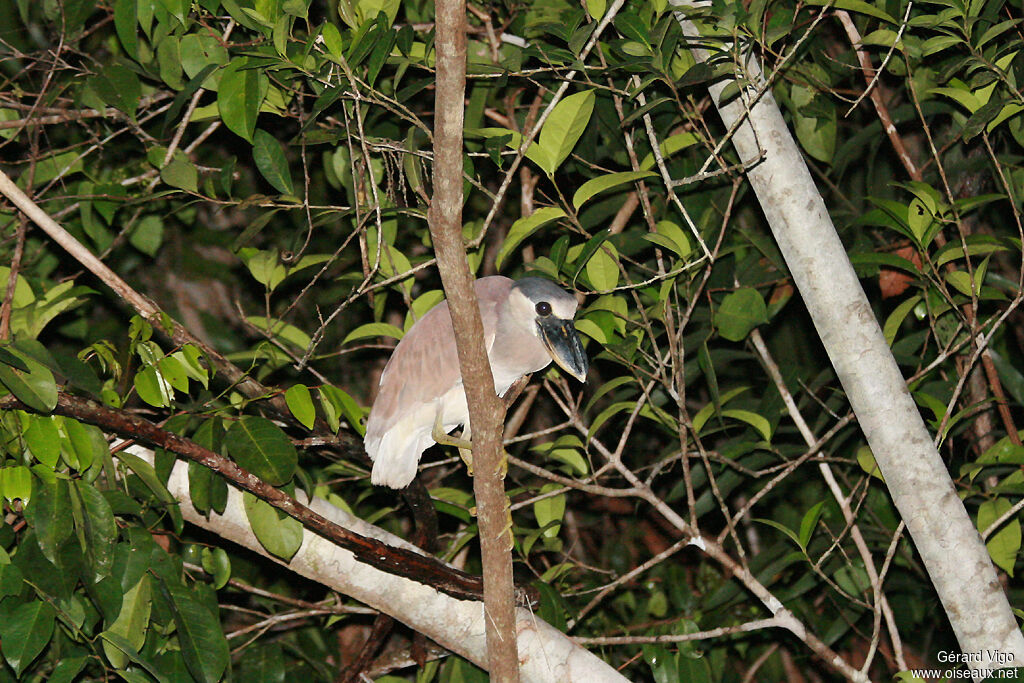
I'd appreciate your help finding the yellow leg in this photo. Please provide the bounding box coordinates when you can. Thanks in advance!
[458,447,474,476]
[502,503,515,551]
[432,414,475,474]
[431,413,472,450]
[433,415,513,548]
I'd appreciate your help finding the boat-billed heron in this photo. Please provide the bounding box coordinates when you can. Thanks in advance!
[365,276,588,488]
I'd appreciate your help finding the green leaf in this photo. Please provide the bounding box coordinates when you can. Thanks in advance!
[201,547,231,589]
[644,220,691,259]
[572,171,655,210]
[237,249,281,287]
[691,386,749,435]
[285,384,316,429]
[101,576,152,670]
[134,365,172,407]
[930,85,981,114]
[546,446,588,476]
[129,215,164,256]
[253,128,295,195]
[644,643,680,683]
[243,492,304,560]
[0,346,58,412]
[0,465,32,504]
[218,58,268,142]
[979,498,1020,576]
[319,385,365,436]
[921,34,962,56]
[179,34,229,90]
[0,563,23,596]
[93,63,141,121]
[322,21,345,57]
[754,517,803,548]
[158,355,189,393]
[226,416,297,485]
[189,460,214,516]
[906,197,934,242]
[791,82,836,163]
[366,24,398,87]
[620,96,670,126]
[720,409,772,441]
[803,0,895,22]
[989,349,1024,407]
[161,157,198,193]
[715,288,768,341]
[587,400,634,441]
[71,480,118,580]
[639,132,701,170]
[156,35,183,89]
[47,656,88,683]
[533,483,566,538]
[798,501,825,549]
[883,296,921,346]
[615,11,650,46]
[246,316,313,349]
[28,151,83,188]
[946,260,989,297]
[585,242,620,290]
[154,576,230,683]
[0,266,34,309]
[934,235,1009,266]
[23,479,73,562]
[535,90,595,175]
[574,318,607,344]
[495,207,567,270]
[342,322,404,345]
[114,450,178,506]
[856,446,885,482]
[99,632,169,683]
[698,338,721,416]
[0,599,56,676]
[171,346,209,389]
[114,0,139,59]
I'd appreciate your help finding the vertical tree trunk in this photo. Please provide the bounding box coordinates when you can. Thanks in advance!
[430,0,521,680]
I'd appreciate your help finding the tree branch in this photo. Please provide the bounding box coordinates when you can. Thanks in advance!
[0,392,489,603]
[670,0,1024,674]
[430,1,519,680]
[0,168,300,425]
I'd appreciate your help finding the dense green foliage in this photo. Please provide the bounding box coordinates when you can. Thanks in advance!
[0,0,1022,679]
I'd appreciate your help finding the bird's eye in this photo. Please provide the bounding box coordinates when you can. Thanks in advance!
[535,301,552,316]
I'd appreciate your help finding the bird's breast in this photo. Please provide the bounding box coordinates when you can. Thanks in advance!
[488,330,552,396]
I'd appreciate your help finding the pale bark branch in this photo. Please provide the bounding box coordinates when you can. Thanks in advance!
[147,448,622,682]
[0,393,628,681]
[671,0,1024,675]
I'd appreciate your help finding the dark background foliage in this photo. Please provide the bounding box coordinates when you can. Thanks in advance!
[0,0,1022,679]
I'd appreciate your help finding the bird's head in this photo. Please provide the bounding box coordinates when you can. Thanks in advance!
[510,277,589,382]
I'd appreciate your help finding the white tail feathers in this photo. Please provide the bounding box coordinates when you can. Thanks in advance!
[367,425,434,489]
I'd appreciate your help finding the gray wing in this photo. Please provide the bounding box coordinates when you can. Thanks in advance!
[364,276,512,447]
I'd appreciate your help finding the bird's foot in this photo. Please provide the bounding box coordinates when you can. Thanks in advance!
[502,504,515,551]
[432,414,472,449]
[457,447,473,476]
[450,447,508,480]
[431,427,473,451]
